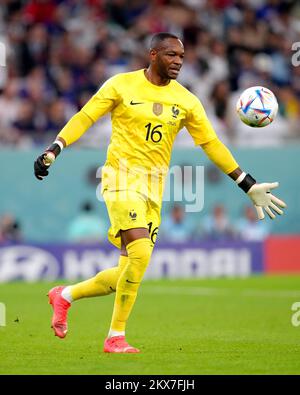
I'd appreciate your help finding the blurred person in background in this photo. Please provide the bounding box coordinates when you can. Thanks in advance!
[200,204,235,241]
[206,80,232,144]
[67,201,107,244]
[236,205,271,242]
[0,214,22,244]
[11,99,40,143]
[0,80,21,132]
[159,204,194,244]
[0,80,31,147]
[44,99,73,138]
[277,85,300,138]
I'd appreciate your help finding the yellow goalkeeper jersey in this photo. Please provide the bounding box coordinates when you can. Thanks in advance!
[81,69,217,203]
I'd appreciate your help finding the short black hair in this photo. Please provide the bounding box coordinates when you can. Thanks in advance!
[150,32,180,50]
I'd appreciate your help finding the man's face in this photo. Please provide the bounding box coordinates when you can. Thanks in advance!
[172,205,184,223]
[151,38,184,80]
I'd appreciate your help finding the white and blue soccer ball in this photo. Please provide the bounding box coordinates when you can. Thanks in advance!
[236,86,278,127]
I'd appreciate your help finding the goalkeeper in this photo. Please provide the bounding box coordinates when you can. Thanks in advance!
[34,33,286,353]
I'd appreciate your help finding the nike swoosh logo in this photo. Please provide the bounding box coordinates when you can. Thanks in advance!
[126,279,140,284]
[130,100,144,105]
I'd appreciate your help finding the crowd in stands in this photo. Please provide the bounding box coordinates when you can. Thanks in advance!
[0,0,299,148]
[0,202,271,244]
[159,203,271,243]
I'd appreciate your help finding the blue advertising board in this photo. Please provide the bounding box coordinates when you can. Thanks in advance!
[0,241,263,282]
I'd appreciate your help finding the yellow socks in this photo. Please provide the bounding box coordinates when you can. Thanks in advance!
[110,238,152,332]
[61,238,153,337]
[70,255,128,300]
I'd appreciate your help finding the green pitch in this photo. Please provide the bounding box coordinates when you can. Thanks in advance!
[1,276,300,375]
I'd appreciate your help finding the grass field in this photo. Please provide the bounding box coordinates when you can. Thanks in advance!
[1,276,300,375]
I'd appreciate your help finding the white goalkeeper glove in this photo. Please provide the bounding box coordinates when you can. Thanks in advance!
[247,182,287,220]
[236,172,287,220]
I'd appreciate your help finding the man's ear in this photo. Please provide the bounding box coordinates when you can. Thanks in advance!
[149,49,157,61]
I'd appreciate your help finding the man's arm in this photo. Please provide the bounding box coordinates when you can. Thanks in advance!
[34,111,93,180]
[200,138,286,220]
[34,74,121,180]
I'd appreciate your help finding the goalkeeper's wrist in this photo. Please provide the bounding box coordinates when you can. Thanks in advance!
[235,172,256,193]
[45,140,64,158]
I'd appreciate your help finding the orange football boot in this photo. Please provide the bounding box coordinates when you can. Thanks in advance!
[48,286,71,338]
[103,336,140,353]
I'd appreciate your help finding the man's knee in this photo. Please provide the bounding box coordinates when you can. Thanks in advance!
[126,238,153,263]
[118,238,153,288]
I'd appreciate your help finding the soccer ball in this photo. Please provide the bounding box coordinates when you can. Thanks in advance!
[236,86,278,127]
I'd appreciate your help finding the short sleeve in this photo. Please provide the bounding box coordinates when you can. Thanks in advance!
[81,75,121,122]
[185,99,217,145]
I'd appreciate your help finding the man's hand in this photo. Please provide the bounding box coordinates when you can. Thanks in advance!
[247,182,287,220]
[34,152,56,180]
[34,140,63,180]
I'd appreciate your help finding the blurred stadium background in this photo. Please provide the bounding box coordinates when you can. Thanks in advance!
[0,0,300,281]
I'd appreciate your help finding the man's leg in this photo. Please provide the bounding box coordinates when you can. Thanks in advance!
[64,253,128,300]
[48,248,129,338]
[104,228,153,353]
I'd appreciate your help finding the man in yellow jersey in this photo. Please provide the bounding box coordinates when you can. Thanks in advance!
[34,33,286,353]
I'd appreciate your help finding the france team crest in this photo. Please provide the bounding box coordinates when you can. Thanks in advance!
[153,103,163,116]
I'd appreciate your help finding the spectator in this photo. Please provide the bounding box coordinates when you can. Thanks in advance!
[159,204,194,243]
[0,81,21,129]
[44,99,74,137]
[11,99,39,137]
[200,204,235,241]
[67,201,107,243]
[236,206,271,241]
[0,214,23,243]
[206,80,232,144]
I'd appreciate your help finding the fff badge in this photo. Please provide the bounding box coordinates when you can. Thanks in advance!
[153,103,163,116]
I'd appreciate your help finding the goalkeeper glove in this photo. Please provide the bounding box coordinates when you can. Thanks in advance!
[34,141,63,180]
[236,173,287,220]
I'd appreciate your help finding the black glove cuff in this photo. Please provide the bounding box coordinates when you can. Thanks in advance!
[46,143,62,158]
[238,174,256,193]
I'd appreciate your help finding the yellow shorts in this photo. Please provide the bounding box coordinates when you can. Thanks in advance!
[103,189,161,249]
